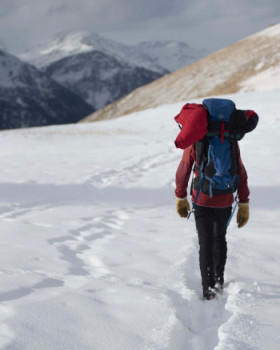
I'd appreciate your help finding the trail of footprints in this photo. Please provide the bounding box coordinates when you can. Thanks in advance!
[49,209,129,280]
[0,204,130,348]
[86,148,178,187]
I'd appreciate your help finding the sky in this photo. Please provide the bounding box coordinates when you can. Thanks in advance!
[0,0,279,54]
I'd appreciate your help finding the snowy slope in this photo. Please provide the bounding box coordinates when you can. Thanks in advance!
[83,23,280,123]
[0,89,279,349]
[0,49,93,129]
[19,31,202,74]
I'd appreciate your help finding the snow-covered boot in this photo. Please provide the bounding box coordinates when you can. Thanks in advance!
[202,266,216,299]
[203,287,216,300]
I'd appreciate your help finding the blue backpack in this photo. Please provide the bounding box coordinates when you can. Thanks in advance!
[193,98,239,196]
[189,98,254,225]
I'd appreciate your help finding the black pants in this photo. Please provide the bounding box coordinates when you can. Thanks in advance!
[194,205,232,292]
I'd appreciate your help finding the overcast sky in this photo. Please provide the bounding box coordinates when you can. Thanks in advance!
[0,0,279,54]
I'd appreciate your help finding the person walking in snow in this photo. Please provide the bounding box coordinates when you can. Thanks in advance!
[174,99,258,300]
[175,143,249,299]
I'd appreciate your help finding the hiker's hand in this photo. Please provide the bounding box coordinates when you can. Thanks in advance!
[237,203,249,228]
[176,198,190,218]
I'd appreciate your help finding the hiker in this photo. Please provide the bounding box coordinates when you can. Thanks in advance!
[174,99,258,300]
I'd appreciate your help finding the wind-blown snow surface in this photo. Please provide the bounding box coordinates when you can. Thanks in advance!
[0,90,279,349]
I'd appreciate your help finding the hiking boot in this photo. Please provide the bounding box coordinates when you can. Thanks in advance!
[203,288,216,300]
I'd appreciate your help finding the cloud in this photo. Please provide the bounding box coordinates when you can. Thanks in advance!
[0,0,189,52]
[146,0,280,50]
[0,0,279,53]
[0,0,187,28]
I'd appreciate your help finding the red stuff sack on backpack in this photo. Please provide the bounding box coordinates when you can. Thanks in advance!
[174,103,208,149]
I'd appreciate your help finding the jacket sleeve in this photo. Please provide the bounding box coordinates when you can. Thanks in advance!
[236,144,250,203]
[175,145,194,199]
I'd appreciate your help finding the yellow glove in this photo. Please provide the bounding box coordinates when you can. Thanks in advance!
[237,203,249,228]
[176,197,190,218]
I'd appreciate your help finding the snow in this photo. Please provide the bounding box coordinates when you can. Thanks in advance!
[254,23,280,38]
[240,66,280,92]
[0,89,280,349]
[40,32,93,56]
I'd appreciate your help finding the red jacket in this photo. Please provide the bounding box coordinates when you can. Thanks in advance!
[175,143,250,207]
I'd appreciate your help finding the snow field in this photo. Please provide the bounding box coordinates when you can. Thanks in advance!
[0,89,279,349]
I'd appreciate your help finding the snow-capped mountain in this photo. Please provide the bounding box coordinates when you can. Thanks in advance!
[20,31,202,74]
[43,50,162,109]
[135,40,203,72]
[82,24,280,123]
[0,49,93,129]
[18,31,202,111]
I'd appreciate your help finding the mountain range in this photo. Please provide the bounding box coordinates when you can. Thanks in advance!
[82,24,280,123]
[42,50,162,110]
[19,31,202,74]
[0,32,202,129]
[20,31,202,110]
[0,49,93,129]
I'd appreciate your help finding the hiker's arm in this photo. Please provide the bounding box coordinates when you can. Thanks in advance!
[175,145,194,199]
[236,145,250,203]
